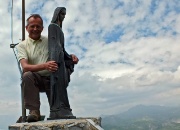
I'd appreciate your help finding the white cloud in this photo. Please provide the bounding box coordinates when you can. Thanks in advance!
[0,0,180,125]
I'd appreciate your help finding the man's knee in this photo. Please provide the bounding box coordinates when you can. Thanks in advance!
[22,71,34,81]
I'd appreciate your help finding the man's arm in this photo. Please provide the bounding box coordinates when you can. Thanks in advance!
[20,59,58,73]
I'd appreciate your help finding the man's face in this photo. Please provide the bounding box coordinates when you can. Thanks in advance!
[59,9,66,22]
[26,17,43,40]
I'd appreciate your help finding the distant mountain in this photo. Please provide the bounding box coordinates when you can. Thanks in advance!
[101,105,180,130]
[0,115,17,130]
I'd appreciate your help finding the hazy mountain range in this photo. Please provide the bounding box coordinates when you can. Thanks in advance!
[101,105,180,130]
[1,105,180,130]
[0,115,17,130]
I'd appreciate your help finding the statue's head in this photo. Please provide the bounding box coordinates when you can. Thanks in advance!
[51,7,66,27]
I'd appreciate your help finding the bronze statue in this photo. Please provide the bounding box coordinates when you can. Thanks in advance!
[48,7,79,119]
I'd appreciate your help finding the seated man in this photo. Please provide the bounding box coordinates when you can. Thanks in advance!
[17,14,78,122]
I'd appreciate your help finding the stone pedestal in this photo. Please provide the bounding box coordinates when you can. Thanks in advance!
[9,117,104,130]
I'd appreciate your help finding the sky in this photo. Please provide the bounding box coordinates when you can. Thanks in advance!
[0,0,180,128]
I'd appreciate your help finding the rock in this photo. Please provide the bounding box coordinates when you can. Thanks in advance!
[9,117,104,130]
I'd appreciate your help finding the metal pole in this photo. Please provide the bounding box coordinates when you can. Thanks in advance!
[21,0,26,122]
[22,0,25,41]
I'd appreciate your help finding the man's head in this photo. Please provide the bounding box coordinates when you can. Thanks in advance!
[26,14,43,40]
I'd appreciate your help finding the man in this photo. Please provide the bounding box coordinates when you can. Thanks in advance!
[17,14,78,122]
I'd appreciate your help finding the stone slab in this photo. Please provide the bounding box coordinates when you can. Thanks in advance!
[9,117,104,130]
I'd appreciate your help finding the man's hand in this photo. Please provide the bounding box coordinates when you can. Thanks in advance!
[20,59,58,73]
[71,54,79,64]
[45,61,58,72]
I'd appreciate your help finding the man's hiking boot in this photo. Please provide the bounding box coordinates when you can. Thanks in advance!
[27,110,40,122]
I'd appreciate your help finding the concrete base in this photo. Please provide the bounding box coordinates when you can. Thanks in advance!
[9,117,104,130]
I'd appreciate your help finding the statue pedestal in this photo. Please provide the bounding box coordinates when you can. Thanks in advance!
[9,117,104,130]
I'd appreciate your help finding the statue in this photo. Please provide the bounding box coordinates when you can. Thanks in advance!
[48,7,78,119]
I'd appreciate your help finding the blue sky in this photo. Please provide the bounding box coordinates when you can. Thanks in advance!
[0,0,180,128]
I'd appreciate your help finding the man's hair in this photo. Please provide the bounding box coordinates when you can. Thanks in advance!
[26,14,43,26]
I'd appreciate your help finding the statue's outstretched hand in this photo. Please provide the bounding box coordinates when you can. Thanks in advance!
[71,54,79,64]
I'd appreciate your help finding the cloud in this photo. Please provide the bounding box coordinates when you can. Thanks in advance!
[0,0,180,123]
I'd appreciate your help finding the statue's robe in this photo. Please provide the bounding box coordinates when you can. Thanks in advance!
[48,22,74,112]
